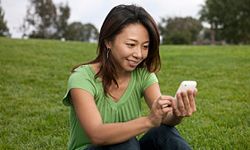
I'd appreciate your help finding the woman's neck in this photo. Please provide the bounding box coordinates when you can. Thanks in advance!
[91,62,131,81]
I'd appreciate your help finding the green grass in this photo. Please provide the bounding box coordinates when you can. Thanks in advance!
[0,37,249,149]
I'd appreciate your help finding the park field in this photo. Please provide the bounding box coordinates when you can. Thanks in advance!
[0,37,249,149]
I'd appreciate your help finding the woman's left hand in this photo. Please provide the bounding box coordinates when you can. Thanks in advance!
[172,89,197,118]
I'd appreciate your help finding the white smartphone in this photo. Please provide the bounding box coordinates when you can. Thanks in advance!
[175,81,197,97]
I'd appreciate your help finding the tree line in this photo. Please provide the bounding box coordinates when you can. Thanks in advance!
[20,0,98,42]
[1,0,250,44]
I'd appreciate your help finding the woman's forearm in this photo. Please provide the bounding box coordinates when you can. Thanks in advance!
[89,116,153,145]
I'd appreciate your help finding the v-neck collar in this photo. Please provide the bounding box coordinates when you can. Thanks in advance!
[107,72,134,106]
[88,64,135,106]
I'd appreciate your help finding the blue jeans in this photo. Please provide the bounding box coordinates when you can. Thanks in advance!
[85,124,192,150]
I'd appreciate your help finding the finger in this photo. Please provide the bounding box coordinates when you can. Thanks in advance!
[162,107,173,113]
[162,104,170,109]
[158,99,172,108]
[177,93,186,116]
[193,88,198,97]
[152,102,164,116]
[188,90,196,112]
[157,95,173,108]
[172,98,181,117]
[181,91,191,116]
[183,90,193,108]
[151,98,161,113]
[159,96,174,108]
[186,90,195,116]
[155,96,162,109]
[158,99,172,105]
[160,95,175,100]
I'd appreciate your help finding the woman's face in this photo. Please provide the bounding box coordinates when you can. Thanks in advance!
[107,23,149,73]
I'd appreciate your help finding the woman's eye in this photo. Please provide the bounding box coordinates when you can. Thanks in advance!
[143,45,149,49]
[126,43,135,47]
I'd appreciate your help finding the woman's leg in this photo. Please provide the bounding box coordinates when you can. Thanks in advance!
[139,124,192,150]
[85,137,140,150]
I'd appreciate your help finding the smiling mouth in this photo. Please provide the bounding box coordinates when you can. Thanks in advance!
[127,59,141,67]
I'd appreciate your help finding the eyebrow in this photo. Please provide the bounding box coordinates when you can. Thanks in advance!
[127,38,149,43]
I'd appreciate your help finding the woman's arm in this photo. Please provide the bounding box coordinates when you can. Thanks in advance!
[70,88,162,146]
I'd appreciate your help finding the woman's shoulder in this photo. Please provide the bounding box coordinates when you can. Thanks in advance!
[133,67,158,81]
[69,64,95,79]
[72,64,90,72]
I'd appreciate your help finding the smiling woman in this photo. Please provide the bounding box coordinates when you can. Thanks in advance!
[62,4,197,150]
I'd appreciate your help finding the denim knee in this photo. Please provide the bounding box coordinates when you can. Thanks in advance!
[140,124,192,150]
[86,137,140,150]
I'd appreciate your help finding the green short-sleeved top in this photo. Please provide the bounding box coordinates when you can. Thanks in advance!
[63,65,158,150]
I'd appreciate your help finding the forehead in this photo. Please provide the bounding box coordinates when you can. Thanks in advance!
[115,23,149,41]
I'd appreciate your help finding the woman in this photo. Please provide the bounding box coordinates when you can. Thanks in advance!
[63,4,197,150]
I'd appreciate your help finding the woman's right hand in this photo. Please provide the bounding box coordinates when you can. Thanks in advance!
[148,96,173,127]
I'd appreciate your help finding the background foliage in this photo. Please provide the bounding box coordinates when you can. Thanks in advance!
[158,17,202,44]
[2,0,250,44]
[21,0,98,42]
[200,0,250,44]
[0,1,9,37]
[0,37,249,149]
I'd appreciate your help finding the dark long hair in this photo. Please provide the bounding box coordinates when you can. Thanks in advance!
[72,4,161,95]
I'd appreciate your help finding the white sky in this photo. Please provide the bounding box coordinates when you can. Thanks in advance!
[1,0,205,38]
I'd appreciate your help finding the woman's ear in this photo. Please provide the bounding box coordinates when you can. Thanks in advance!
[104,40,112,49]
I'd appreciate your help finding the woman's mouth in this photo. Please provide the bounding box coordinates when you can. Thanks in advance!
[127,59,140,67]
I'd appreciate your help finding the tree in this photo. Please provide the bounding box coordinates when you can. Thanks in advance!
[54,3,70,39]
[22,0,70,39]
[65,22,98,42]
[24,0,57,39]
[159,17,202,44]
[0,1,10,37]
[200,0,250,44]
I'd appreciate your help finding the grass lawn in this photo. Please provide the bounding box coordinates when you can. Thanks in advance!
[0,37,249,149]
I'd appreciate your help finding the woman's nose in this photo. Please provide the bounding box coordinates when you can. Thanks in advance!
[133,46,143,59]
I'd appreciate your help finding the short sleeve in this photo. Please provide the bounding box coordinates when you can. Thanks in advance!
[142,72,158,91]
[62,71,95,106]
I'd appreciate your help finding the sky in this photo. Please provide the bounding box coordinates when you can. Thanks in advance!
[1,0,206,38]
